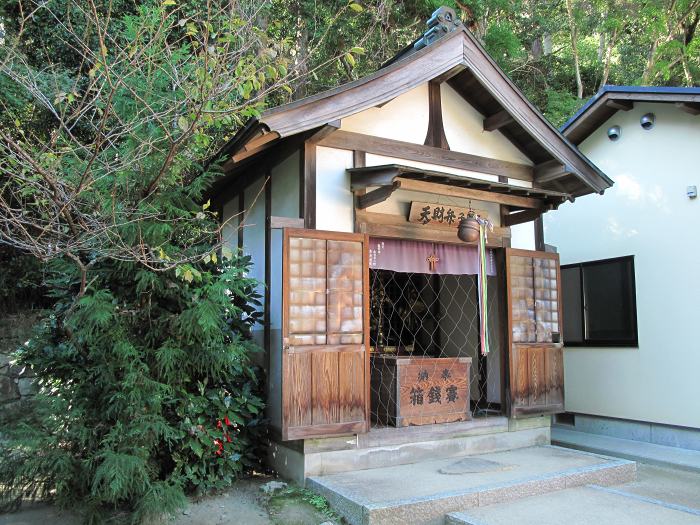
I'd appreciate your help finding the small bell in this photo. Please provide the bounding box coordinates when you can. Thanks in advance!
[457,212,480,243]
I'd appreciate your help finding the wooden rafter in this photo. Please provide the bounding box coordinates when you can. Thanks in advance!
[502,207,550,227]
[676,102,700,115]
[483,109,515,131]
[605,99,633,111]
[395,177,543,208]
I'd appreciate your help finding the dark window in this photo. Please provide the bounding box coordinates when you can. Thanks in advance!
[561,256,638,347]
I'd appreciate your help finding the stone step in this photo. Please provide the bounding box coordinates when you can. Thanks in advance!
[272,417,551,483]
[307,445,636,525]
[553,427,700,473]
[446,484,700,525]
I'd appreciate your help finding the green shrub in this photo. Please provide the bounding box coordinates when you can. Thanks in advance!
[0,253,265,523]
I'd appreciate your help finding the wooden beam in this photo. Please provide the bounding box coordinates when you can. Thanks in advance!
[244,131,281,151]
[355,210,509,247]
[307,120,341,144]
[676,102,700,115]
[356,183,400,209]
[483,109,514,132]
[231,132,281,163]
[237,192,244,251]
[503,208,548,227]
[605,99,634,111]
[353,150,366,168]
[395,177,543,209]
[535,160,569,183]
[424,81,450,149]
[318,130,534,181]
[534,216,545,251]
[270,216,305,229]
[301,143,316,229]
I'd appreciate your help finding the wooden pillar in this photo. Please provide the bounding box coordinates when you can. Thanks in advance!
[534,216,545,251]
[424,81,450,150]
[264,173,272,358]
[237,191,244,251]
[300,143,316,229]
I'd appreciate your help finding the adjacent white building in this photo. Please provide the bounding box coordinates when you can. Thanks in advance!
[545,86,700,449]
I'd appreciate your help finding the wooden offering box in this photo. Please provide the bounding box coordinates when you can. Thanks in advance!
[371,355,471,427]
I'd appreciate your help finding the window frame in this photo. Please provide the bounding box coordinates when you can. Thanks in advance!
[561,255,638,348]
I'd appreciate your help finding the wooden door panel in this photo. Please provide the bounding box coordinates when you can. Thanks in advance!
[529,346,546,407]
[283,352,313,428]
[282,229,369,440]
[338,348,366,423]
[545,345,564,407]
[506,248,564,418]
[311,351,340,425]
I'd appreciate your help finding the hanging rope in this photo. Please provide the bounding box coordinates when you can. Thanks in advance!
[477,222,490,355]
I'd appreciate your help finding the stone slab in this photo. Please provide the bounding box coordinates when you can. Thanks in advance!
[553,427,700,473]
[446,484,700,525]
[307,446,635,525]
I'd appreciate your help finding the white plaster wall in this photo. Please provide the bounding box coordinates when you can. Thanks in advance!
[316,146,355,233]
[510,223,536,250]
[441,83,533,166]
[544,102,700,429]
[341,84,429,144]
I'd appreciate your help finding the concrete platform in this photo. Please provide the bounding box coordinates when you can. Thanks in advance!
[271,416,551,483]
[446,484,700,525]
[553,427,700,473]
[307,445,636,525]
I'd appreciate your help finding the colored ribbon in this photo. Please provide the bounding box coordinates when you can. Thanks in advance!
[477,223,490,355]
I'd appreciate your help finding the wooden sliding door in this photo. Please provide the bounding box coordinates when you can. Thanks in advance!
[505,248,565,418]
[281,229,370,440]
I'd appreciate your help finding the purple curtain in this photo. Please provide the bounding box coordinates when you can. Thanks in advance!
[369,238,496,276]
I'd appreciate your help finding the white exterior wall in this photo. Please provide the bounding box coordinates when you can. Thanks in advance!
[316,146,355,233]
[544,102,700,429]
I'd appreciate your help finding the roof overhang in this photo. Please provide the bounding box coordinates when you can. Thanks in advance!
[215,26,613,198]
[562,86,700,145]
[349,164,570,227]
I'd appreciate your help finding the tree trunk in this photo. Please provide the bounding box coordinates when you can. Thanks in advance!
[642,38,660,84]
[599,28,617,90]
[566,0,583,98]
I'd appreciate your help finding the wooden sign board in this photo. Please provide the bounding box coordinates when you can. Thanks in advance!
[396,357,471,426]
[408,201,488,229]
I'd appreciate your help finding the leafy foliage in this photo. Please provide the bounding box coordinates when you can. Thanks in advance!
[0,252,265,523]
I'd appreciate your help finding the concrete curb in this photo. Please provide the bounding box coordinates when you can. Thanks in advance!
[552,429,700,474]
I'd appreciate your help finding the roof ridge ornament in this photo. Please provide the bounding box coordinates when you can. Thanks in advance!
[414,6,462,51]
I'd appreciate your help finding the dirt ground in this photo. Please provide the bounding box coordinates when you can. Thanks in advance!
[0,476,338,525]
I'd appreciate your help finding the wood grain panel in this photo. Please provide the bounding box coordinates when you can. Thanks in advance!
[529,346,546,407]
[312,351,340,425]
[339,348,365,423]
[506,248,564,418]
[545,345,564,407]
[283,352,312,428]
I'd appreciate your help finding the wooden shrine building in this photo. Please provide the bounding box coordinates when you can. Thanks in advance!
[209,7,613,482]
